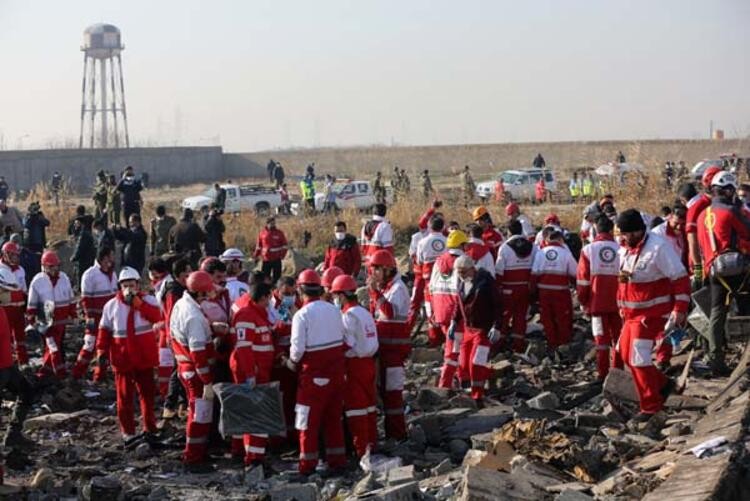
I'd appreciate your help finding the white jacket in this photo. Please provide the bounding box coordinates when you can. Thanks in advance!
[225,276,249,304]
[27,271,74,320]
[290,299,345,363]
[416,232,447,267]
[342,305,378,358]
[80,262,118,315]
[0,262,25,293]
[170,294,212,353]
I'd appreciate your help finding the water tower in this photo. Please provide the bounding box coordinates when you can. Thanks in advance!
[79,23,130,148]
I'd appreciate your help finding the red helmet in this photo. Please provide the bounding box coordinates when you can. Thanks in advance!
[41,250,60,267]
[702,166,722,188]
[321,266,344,288]
[544,213,560,226]
[505,202,520,216]
[331,274,357,293]
[186,271,215,293]
[199,257,219,272]
[297,269,321,286]
[370,249,397,268]
[1,242,20,255]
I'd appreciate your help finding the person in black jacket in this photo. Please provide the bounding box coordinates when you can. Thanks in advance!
[22,202,50,253]
[70,216,96,289]
[168,208,205,270]
[203,208,225,257]
[273,163,285,188]
[116,166,143,223]
[114,213,147,274]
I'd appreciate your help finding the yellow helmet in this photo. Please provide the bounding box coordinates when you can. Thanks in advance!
[472,206,489,221]
[446,230,469,249]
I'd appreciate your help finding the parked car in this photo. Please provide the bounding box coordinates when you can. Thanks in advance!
[182,184,281,215]
[690,159,724,181]
[476,168,557,202]
[313,179,392,212]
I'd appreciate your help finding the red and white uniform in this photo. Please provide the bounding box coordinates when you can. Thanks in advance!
[417,231,447,346]
[170,294,214,464]
[96,292,161,437]
[369,276,410,440]
[361,215,394,266]
[577,233,622,379]
[0,261,27,364]
[323,234,362,277]
[481,227,504,260]
[407,230,427,329]
[341,303,378,457]
[685,193,711,270]
[531,242,576,349]
[495,236,536,351]
[650,222,688,271]
[430,251,463,387]
[290,299,347,474]
[254,228,288,263]
[465,238,496,277]
[152,275,173,396]
[230,299,274,464]
[617,234,690,414]
[27,272,76,378]
[72,262,118,380]
[697,201,750,272]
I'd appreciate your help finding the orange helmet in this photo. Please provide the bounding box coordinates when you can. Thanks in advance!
[702,166,722,188]
[297,269,321,286]
[321,266,344,288]
[472,206,489,221]
[544,213,560,226]
[186,271,215,293]
[41,250,60,267]
[505,202,520,216]
[1,242,20,255]
[369,250,397,268]
[331,274,357,293]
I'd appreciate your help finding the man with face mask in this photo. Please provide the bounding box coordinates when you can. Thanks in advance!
[254,217,288,285]
[323,221,361,277]
[26,250,76,378]
[0,242,28,364]
[72,247,118,381]
[368,250,410,440]
[330,274,378,458]
[198,258,232,387]
[170,270,216,471]
[116,165,143,223]
[96,267,162,443]
[616,209,689,421]
[230,282,275,466]
[321,266,344,302]
[650,204,688,270]
[220,248,250,303]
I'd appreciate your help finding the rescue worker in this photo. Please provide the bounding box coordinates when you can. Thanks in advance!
[254,217,288,284]
[582,174,594,202]
[495,221,536,352]
[331,274,378,457]
[686,166,721,289]
[150,205,177,257]
[650,204,688,271]
[569,172,580,202]
[697,172,750,376]
[416,216,448,347]
[361,203,394,267]
[160,259,192,420]
[431,230,468,388]
[321,266,344,302]
[170,271,216,471]
[465,225,496,276]
[300,177,316,215]
[230,282,275,466]
[26,250,76,378]
[368,250,410,440]
[288,269,347,475]
[472,206,504,259]
[494,177,506,204]
[269,276,300,442]
[577,215,622,380]
[198,258,232,383]
[323,221,361,277]
[453,255,501,404]
[616,209,689,420]
[219,248,250,303]
[531,230,577,352]
[535,176,546,205]
[421,169,434,199]
[72,247,118,380]
[0,242,27,364]
[505,202,534,237]
[96,267,162,442]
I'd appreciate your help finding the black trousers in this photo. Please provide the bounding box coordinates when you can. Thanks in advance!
[164,367,186,411]
[262,260,282,284]
[706,275,750,363]
[0,366,33,435]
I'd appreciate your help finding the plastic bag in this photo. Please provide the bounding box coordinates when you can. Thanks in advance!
[214,382,286,437]
[359,449,402,473]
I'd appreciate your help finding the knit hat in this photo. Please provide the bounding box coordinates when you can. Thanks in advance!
[616,209,646,233]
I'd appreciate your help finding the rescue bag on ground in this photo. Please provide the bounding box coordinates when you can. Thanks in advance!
[214,382,286,437]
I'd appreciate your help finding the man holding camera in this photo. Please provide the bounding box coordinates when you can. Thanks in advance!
[697,172,750,376]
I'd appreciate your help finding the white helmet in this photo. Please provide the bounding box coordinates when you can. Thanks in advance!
[712,171,738,189]
[118,267,141,283]
[0,267,18,291]
[220,248,246,262]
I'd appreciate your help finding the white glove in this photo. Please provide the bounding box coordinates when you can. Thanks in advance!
[202,384,215,401]
[285,358,298,372]
[245,377,256,389]
[488,327,501,344]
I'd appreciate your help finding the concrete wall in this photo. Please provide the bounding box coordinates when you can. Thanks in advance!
[0,146,224,192]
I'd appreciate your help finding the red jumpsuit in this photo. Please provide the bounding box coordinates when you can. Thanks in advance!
[495,236,536,352]
[72,262,118,380]
[617,234,690,414]
[370,277,411,440]
[481,227,504,261]
[323,234,361,277]
[360,216,394,268]
[26,272,76,378]
[531,242,577,349]
[0,261,27,364]
[577,233,622,379]
[341,303,379,457]
[290,299,347,475]
[231,299,274,464]
[416,231,447,347]
[170,294,214,464]
[96,292,162,437]
[430,251,462,387]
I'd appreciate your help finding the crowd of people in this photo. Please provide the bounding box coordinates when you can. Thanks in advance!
[0,159,747,480]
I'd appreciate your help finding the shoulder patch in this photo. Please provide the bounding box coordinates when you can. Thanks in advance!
[599,246,616,263]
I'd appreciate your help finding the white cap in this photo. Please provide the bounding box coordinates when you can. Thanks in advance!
[118,266,141,283]
[712,171,738,189]
[453,255,475,271]
[220,248,246,262]
[0,267,18,291]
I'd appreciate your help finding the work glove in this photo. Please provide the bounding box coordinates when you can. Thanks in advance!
[202,384,215,401]
[692,265,703,290]
[487,327,501,344]
[447,321,457,341]
[284,357,298,372]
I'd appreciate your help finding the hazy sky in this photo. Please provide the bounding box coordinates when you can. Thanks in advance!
[0,0,748,152]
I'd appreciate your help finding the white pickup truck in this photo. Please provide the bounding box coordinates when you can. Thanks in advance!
[182,184,281,215]
[313,179,392,212]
